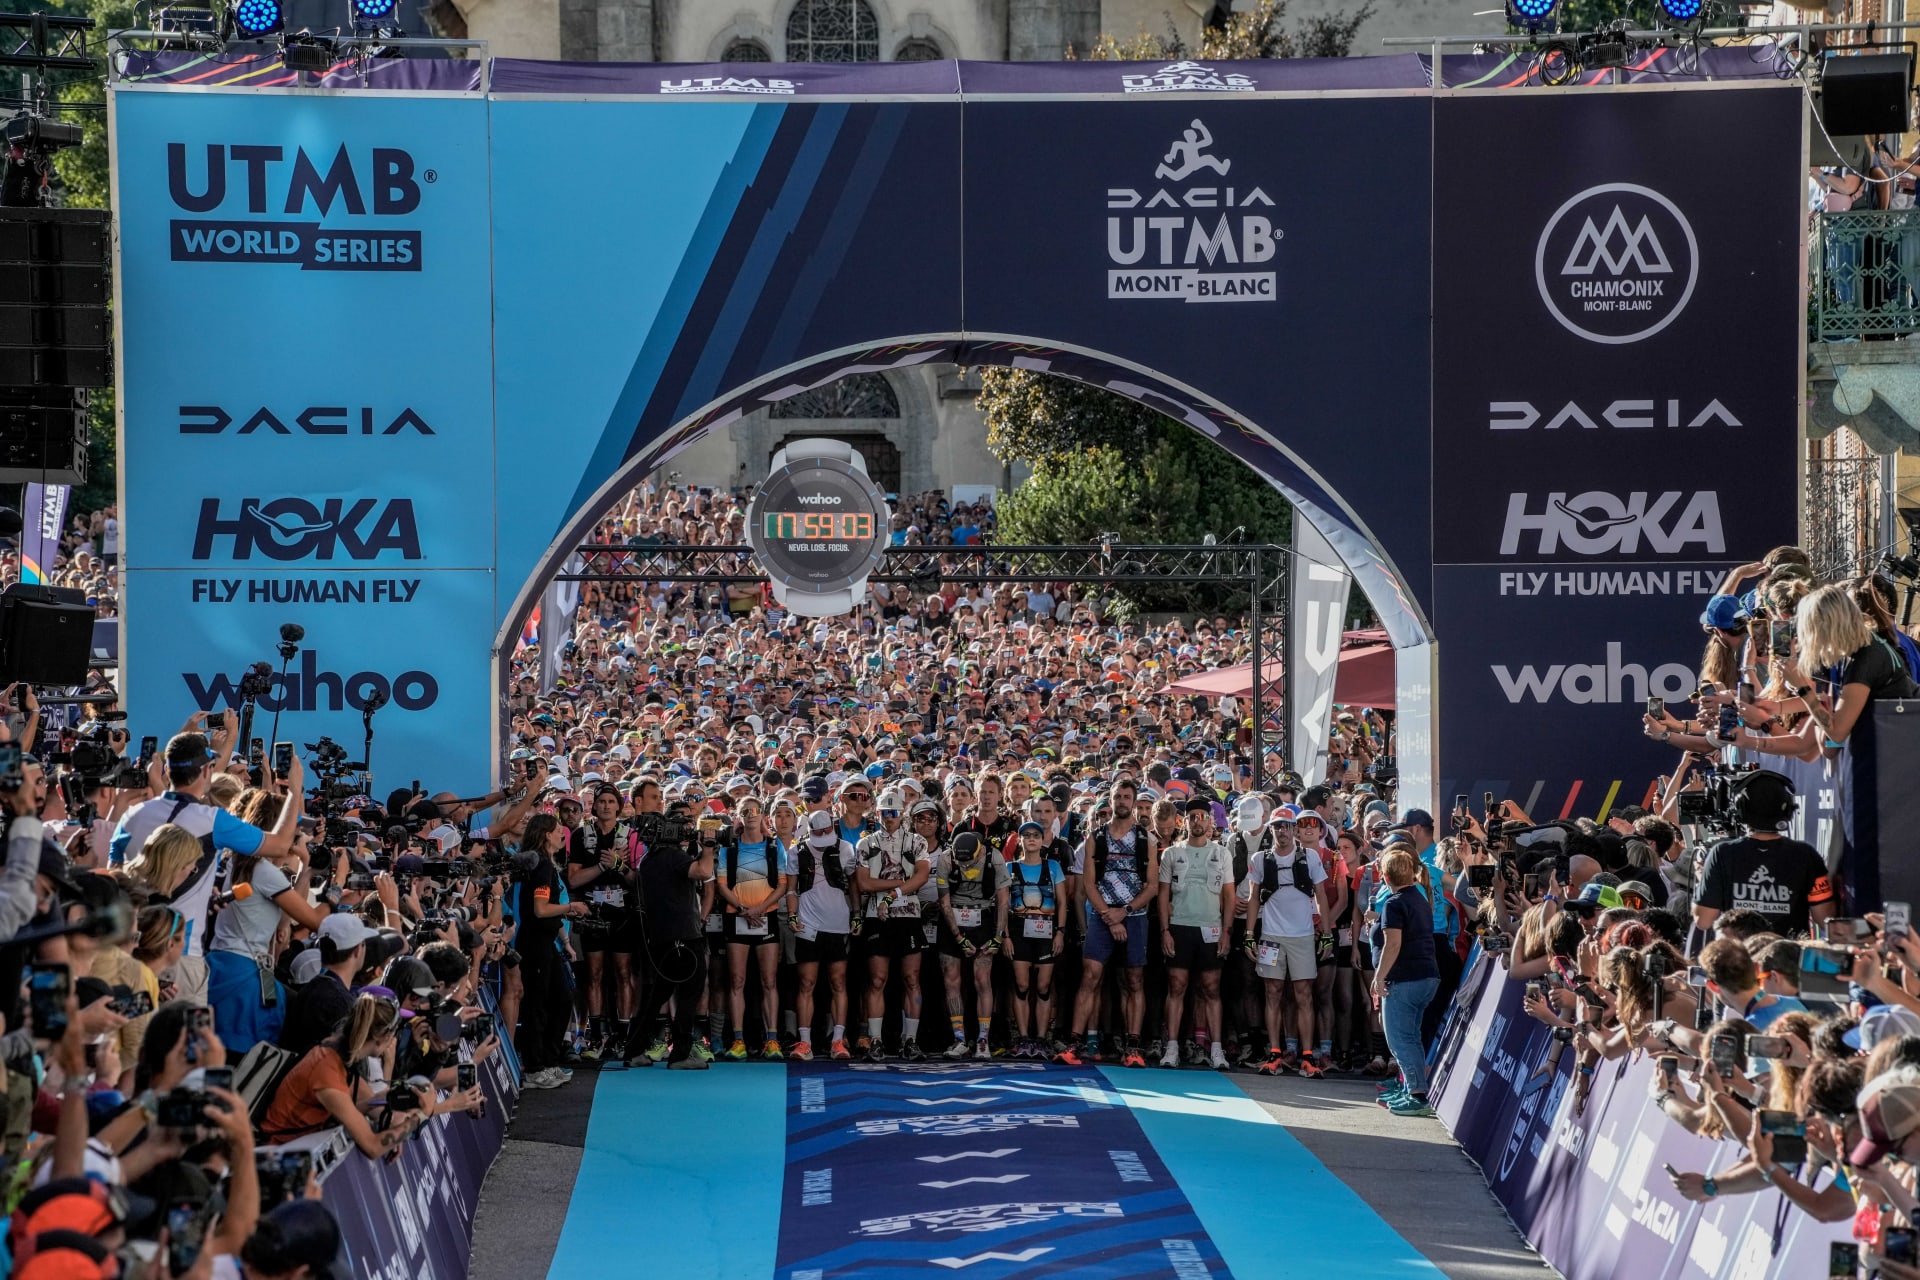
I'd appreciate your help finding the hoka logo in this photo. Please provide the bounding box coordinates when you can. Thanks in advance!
[1562,207,1673,276]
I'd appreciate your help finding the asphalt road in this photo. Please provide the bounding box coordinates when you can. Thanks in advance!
[468,1063,1558,1280]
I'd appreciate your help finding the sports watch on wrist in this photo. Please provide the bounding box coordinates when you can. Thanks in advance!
[748,437,892,618]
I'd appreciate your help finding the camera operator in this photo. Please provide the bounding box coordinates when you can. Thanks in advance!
[621,805,715,1069]
[1690,771,1836,940]
[106,728,305,1005]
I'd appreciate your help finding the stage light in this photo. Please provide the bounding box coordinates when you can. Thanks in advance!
[232,0,282,36]
[1657,0,1704,22]
[1508,0,1560,30]
[281,31,336,71]
[351,0,397,23]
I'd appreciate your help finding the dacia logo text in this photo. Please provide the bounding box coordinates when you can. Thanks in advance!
[1499,491,1725,557]
[191,497,422,561]
[178,405,434,436]
[1488,399,1741,430]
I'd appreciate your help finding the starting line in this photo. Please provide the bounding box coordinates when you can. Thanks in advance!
[547,1061,1443,1278]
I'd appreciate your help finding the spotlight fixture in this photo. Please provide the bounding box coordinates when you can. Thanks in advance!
[1507,0,1560,32]
[231,0,283,37]
[1655,0,1705,22]
[281,31,336,71]
[350,0,398,25]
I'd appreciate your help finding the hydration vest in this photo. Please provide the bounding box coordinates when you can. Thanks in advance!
[796,840,849,894]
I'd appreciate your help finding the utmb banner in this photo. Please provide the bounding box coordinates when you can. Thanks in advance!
[109,73,1800,806]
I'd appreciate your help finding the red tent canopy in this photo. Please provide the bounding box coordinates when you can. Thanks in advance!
[1159,633,1396,710]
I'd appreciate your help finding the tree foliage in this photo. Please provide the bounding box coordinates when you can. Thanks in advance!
[1081,0,1376,63]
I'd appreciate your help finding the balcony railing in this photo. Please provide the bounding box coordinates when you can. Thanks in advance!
[1813,209,1920,342]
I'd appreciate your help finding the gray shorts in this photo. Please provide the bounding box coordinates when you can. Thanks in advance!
[1253,933,1317,982]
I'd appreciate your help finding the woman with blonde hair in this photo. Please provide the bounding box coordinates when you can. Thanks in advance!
[1796,581,1919,749]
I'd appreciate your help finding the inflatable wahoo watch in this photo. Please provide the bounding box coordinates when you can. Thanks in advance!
[747,437,893,618]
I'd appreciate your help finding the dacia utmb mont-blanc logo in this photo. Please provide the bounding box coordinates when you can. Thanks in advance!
[1119,60,1256,93]
[1534,183,1697,344]
[1106,119,1280,304]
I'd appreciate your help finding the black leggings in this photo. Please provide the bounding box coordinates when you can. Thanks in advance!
[625,935,709,1062]
[517,943,572,1073]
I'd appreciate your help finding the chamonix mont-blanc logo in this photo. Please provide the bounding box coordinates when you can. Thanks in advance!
[1119,59,1256,93]
[1105,119,1281,304]
[1534,183,1698,344]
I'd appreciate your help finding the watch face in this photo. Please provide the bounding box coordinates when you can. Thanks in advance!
[748,453,891,598]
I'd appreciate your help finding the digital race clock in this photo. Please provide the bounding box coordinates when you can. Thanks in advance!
[746,437,892,617]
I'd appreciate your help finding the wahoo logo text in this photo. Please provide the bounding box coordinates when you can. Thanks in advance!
[1499,491,1725,557]
[167,143,424,271]
[1492,642,1694,704]
[183,650,438,713]
[1107,120,1279,303]
[191,497,422,562]
[178,405,434,436]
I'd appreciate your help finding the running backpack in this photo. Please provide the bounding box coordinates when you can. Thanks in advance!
[796,841,849,894]
[1258,852,1315,904]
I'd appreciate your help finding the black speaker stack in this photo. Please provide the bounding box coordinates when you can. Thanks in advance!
[1821,51,1918,140]
[0,203,109,485]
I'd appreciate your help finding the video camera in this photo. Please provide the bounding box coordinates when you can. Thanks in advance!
[1676,762,1759,835]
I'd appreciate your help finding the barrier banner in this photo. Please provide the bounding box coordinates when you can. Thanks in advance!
[19,483,67,585]
[316,1038,518,1280]
[1842,704,1920,912]
[1428,955,1849,1279]
[1289,519,1351,788]
[1429,87,1802,809]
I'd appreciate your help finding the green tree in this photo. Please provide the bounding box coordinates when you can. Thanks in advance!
[987,0,1370,613]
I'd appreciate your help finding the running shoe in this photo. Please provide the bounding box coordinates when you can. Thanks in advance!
[554,1067,574,1083]
[762,1038,784,1061]
[1053,1044,1085,1067]
[1158,1040,1182,1069]
[1121,1046,1146,1069]
[791,1041,815,1062]
[1377,1088,1409,1109]
[1278,1050,1301,1074]
[1388,1094,1436,1118]
[1184,1041,1207,1068]
[1321,1057,1346,1076]
[1375,1077,1404,1094]
[724,1039,749,1062]
[623,1052,653,1069]
[522,1068,563,1090]
[580,1037,602,1063]
[1236,1041,1265,1069]
[830,1039,852,1061]
[690,1041,716,1065]
[645,1037,671,1064]
[973,1040,994,1061]
[1257,1050,1289,1077]
[1298,1054,1325,1079]
[670,1053,710,1071]
[900,1040,927,1062]
[1209,1043,1230,1071]
[943,1039,973,1059]
[862,1039,887,1063]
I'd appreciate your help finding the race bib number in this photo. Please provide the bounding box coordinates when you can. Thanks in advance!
[922,923,940,945]
[1200,926,1221,943]
[1023,917,1055,940]
[954,907,983,928]
[1256,941,1282,968]
[735,918,768,938]
[704,913,723,934]
[1337,928,1353,947]
[589,888,625,909]
[795,919,818,941]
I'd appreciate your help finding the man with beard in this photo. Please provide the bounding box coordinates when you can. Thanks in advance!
[1060,779,1159,1068]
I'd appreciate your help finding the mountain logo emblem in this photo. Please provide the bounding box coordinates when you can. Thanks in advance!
[1535,183,1697,345]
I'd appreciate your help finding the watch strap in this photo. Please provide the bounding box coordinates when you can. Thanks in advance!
[769,580,859,618]
[769,437,864,474]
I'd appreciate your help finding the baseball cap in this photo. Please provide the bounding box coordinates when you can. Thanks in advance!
[14,1178,151,1247]
[1852,1076,1920,1167]
[1391,808,1435,832]
[951,831,982,857]
[318,914,379,950]
[384,956,434,999]
[1700,593,1747,631]
[35,846,80,899]
[1269,805,1299,827]
[1017,820,1044,836]
[1845,1004,1920,1052]
[1184,796,1212,814]
[800,776,830,802]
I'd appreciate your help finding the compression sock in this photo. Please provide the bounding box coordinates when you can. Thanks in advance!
[903,1017,920,1041]
[950,1014,966,1041]
[1318,1039,1333,1059]
[708,1012,726,1046]
[1194,1028,1212,1050]
[1285,1037,1299,1056]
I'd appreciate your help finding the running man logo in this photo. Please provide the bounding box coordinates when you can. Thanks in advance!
[1535,183,1698,344]
[1106,119,1280,304]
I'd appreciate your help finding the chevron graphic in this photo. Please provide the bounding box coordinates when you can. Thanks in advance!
[929,1248,1054,1269]
[915,1148,1020,1163]
[905,1096,993,1107]
[919,1174,1031,1189]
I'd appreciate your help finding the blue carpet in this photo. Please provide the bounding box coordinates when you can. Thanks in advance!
[551,1063,1440,1279]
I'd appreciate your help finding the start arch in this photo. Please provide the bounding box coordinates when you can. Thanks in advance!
[109,56,1803,816]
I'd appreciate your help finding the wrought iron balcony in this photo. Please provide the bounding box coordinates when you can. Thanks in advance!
[1813,209,1920,342]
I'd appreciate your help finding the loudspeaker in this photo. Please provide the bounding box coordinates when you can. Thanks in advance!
[0,387,87,484]
[1821,52,1915,138]
[0,205,109,391]
[0,585,94,687]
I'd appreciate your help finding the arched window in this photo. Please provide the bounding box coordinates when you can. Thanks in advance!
[768,373,899,418]
[785,0,879,62]
[894,37,943,62]
[722,37,772,62]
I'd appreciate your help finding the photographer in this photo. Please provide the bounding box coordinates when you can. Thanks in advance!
[108,730,305,1006]
[1690,771,1836,939]
[620,803,715,1069]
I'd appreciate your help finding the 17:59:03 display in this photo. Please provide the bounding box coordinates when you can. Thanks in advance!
[763,512,875,540]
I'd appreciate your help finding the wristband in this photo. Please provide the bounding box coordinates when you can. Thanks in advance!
[1823,737,1843,750]
[1701,1176,1718,1198]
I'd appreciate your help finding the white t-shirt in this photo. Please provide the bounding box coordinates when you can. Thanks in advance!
[786,838,856,937]
[858,828,929,919]
[1240,847,1327,939]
